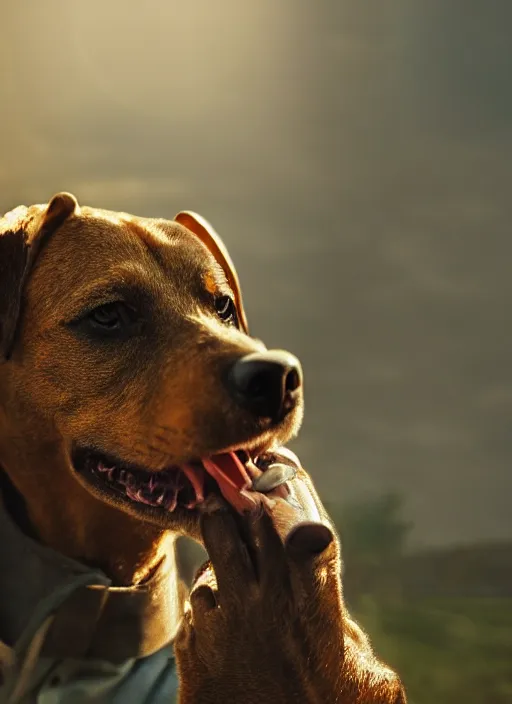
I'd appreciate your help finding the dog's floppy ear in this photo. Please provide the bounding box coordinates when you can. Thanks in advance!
[0,192,79,360]
[174,211,249,334]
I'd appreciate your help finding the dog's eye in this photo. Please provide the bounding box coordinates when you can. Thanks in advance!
[81,302,138,335]
[214,295,237,324]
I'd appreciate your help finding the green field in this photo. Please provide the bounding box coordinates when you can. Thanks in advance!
[353,596,512,704]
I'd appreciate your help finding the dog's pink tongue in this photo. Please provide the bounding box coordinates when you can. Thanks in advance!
[202,453,259,513]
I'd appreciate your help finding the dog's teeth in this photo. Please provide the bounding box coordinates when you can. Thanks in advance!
[126,486,139,502]
[149,483,165,498]
[118,470,133,486]
[164,491,177,512]
[92,458,182,512]
[126,473,137,488]
[126,486,149,506]
[137,488,154,505]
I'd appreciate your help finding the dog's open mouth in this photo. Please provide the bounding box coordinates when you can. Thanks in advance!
[73,447,297,514]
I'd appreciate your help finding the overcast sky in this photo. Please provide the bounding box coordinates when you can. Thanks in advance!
[1,0,511,549]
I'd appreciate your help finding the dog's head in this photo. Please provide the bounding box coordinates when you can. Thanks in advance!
[0,193,304,542]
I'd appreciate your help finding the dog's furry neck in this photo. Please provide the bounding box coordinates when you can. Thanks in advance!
[0,461,175,588]
[0,398,175,588]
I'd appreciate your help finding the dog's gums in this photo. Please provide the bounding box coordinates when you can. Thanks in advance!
[73,447,297,515]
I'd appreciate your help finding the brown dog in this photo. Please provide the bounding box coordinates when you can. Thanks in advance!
[0,193,406,702]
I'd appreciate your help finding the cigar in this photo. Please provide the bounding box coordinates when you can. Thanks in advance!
[251,462,297,494]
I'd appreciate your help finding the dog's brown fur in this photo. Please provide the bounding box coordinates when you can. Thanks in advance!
[0,193,406,701]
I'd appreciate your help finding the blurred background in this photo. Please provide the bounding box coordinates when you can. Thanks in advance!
[1,1,511,701]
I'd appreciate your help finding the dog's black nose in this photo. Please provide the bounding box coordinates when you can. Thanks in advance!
[228,351,303,422]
